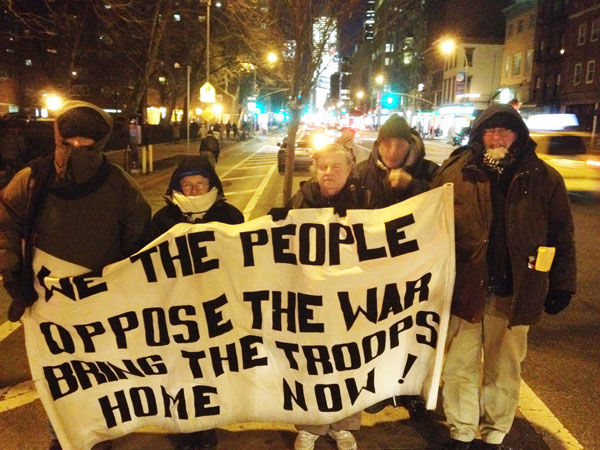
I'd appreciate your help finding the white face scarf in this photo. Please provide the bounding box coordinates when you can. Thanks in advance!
[172,187,219,222]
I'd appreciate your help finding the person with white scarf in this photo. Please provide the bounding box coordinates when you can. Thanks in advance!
[150,155,243,241]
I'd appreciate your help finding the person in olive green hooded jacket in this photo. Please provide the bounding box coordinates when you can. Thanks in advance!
[0,101,151,449]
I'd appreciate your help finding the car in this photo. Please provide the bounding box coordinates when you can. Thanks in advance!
[452,127,470,146]
[277,128,332,174]
[529,130,600,194]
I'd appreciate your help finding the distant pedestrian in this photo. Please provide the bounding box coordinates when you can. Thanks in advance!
[199,130,220,166]
[432,104,576,450]
[128,118,141,169]
[225,120,231,139]
[198,122,208,140]
[232,122,238,140]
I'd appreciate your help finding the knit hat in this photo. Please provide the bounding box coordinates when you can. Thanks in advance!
[167,155,223,195]
[377,114,413,142]
[57,107,111,142]
[479,111,524,133]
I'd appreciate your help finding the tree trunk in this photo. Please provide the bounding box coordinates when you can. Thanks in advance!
[282,106,301,205]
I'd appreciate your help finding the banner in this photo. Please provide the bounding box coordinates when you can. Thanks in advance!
[23,185,455,450]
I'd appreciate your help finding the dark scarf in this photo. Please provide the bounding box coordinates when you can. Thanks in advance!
[18,155,111,303]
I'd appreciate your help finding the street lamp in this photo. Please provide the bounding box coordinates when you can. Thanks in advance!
[355,90,365,114]
[440,38,469,101]
[375,74,384,128]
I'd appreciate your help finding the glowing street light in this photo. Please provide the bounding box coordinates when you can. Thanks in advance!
[356,91,364,100]
[44,94,63,111]
[267,52,278,64]
[440,39,456,55]
[375,74,384,85]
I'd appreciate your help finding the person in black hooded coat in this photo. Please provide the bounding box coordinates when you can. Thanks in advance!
[151,155,243,241]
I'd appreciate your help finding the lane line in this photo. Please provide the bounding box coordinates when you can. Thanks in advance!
[0,380,38,413]
[242,164,277,221]
[218,145,270,179]
[519,380,584,449]
[0,320,21,342]
[224,189,257,196]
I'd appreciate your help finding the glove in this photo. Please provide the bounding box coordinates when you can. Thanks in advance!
[4,278,27,322]
[544,289,572,315]
[268,207,290,222]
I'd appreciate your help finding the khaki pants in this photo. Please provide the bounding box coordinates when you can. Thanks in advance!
[441,296,529,445]
[296,411,362,435]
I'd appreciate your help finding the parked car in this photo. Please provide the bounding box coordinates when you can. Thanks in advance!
[277,128,331,174]
[529,130,600,194]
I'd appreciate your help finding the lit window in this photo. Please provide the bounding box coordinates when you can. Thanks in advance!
[586,60,595,84]
[385,57,391,66]
[525,49,533,74]
[385,43,393,52]
[25,59,32,66]
[578,24,586,45]
[403,52,412,64]
[513,53,522,76]
[504,56,510,78]
[573,63,582,84]
[173,14,181,21]
[591,19,600,42]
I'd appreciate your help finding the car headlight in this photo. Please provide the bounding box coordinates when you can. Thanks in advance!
[312,133,329,149]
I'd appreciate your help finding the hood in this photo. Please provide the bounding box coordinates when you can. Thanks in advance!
[468,103,535,156]
[167,155,225,198]
[371,127,426,174]
[53,100,113,184]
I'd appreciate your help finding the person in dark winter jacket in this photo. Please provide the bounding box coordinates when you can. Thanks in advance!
[432,104,576,450]
[0,100,151,450]
[151,155,243,239]
[287,143,369,450]
[150,155,242,450]
[358,113,438,419]
[357,113,438,208]
[199,130,220,165]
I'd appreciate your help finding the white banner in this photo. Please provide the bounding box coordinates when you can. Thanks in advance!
[23,185,455,450]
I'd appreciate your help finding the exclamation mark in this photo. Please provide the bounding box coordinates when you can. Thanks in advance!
[398,354,417,384]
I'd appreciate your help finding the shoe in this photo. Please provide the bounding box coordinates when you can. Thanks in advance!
[364,397,394,413]
[482,444,513,450]
[328,429,357,450]
[400,395,427,420]
[294,430,320,450]
[442,438,472,450]
[48,439,62,450]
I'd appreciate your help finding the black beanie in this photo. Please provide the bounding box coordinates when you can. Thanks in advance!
[57,107,110,142]
[480,111,524,133]
[377,113,413,142]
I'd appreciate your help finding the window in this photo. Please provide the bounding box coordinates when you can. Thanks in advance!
[586,60,595,83]
[385,57,391,66]
[25,59,32,66]
[591,19,600,42]
[526,49,534,74]
[507,23,513,37]
[573,63,582,84]
[513,53,522,76]
[529,13,536,29]
[385,43,394,52]
[518,19,524,33]
[505,56,510,77]
[578,24,587,45]
[403,52,412,64]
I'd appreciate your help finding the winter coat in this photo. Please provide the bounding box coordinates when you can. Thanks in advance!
[150,155,243,239]
[0,101,151,319]
[199,135,220,161]
[287,177,370,210]
[431,104,576,326]
[357,128,438,207]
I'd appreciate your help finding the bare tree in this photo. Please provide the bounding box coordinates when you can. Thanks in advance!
[228,0,360,204]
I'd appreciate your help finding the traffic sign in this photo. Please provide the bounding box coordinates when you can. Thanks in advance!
[200,82,216,103]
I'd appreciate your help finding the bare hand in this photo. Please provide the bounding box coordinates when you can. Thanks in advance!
[388,168,413,190]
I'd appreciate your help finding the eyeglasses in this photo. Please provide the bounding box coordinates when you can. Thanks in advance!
[484,128,514,138]
[180,182,209,191]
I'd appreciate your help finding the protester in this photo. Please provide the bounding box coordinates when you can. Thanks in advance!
[198,122,208,140]
[431,104,577,450]
[225,120,231,139]
[0,100,151,450]
[279,143,369,450]
[199,130,220,166]
[150,154,243,237]
[232,122,238,140]
[357,113,438,419]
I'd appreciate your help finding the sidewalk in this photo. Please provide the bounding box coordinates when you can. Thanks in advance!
[106,137,550,450]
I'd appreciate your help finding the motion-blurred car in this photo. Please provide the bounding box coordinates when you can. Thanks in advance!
[277,128,332,174]
[529,130,600,194]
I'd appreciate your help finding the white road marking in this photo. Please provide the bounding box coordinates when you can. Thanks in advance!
[224,189,257,196]
[221,174,266,181]
[242,164,277,221]
[519,380,584,449]
[0,380,38,413]
[0,320,21,342]
[218,145,270,179]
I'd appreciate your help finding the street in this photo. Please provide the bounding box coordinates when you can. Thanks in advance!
[0,135,598,450]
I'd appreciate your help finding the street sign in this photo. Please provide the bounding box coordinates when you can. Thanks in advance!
[200,82,216,103]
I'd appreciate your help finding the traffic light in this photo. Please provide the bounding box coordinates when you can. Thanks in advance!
[383,93,399,108]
